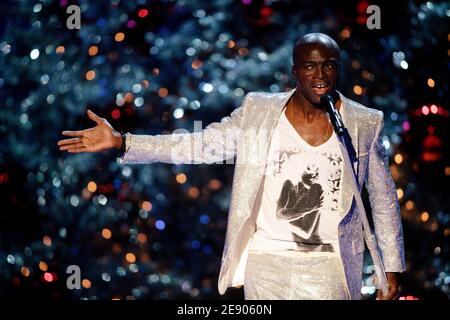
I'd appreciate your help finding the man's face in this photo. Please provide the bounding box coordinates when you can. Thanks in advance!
[292,43,339,105]
[302,164,319,184]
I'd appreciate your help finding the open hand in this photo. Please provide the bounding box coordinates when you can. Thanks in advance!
[57,110,121,153]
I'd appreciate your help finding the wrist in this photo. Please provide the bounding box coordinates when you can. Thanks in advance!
[112,131,122,150]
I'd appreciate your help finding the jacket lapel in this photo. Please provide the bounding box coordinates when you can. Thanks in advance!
[337,94,359,220]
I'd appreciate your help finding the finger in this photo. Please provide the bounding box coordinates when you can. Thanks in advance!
[62,130,84,137]
[382,293,394,300]
[67,147,87,153]
[87,109,102,125]
[57,138,81,146]
[386,288,398,300]
[376,288,396,300]
[376,289,383,300]
[393,291,401,300]
[60,143,83,151]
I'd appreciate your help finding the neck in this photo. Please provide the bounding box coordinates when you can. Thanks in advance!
[291,91,326,121]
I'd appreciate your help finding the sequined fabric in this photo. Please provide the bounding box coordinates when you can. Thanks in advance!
[118,89,406,300]
[244,251,349,300]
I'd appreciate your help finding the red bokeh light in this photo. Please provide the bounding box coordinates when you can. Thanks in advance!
[138,9,148,18]
[111,109,121,119]
[260,7,273,18]
[43,272,53,282]
[357,0,369,14]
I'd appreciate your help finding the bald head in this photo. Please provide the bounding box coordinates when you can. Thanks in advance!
[293,33,340,66]
[291,33,340,106]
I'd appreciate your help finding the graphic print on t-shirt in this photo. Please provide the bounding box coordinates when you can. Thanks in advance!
[269,148,342,244]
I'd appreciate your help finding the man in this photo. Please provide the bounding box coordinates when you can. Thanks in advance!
[58,33,405,300]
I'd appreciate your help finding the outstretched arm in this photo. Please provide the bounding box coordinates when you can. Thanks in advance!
[57,110,122,153]
[117,95,249,165]
[58,94,250,163]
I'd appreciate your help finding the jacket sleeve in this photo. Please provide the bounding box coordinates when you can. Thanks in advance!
[117,94,249,165]
[365,112,406,272]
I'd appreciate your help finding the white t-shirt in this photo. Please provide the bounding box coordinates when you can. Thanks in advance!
[249,111,343,252]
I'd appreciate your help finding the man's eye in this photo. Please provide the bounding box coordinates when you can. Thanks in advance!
[325,63,337,69]
[304,65,314,69]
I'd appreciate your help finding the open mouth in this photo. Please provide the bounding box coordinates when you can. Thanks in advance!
[311,84,330,95]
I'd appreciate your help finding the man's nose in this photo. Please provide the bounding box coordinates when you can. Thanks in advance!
[314,65,325,78]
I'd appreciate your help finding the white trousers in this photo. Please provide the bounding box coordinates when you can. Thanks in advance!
[244,251,350,300]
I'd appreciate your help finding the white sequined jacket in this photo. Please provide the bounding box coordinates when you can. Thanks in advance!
[119,89,406,300]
